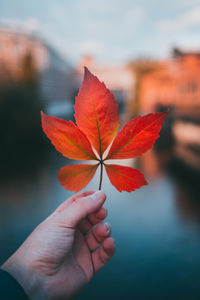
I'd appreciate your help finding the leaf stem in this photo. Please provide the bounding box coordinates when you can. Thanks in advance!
[98,161,103,190]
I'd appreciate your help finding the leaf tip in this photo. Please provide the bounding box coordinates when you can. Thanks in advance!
[40,110,45,119]
[41,110,46,129]
[84,66,92,79]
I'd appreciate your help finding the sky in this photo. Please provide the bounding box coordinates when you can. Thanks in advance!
[1,0,200,65]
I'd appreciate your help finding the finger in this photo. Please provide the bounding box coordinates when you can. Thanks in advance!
[55,190,96,213]
[89,206,107,226]
[79,206,107,234]
[55,191,106,228]
[86,222,111,251]
[92,237,115,273]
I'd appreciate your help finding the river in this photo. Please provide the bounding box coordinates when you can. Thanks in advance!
[0,152,200,300]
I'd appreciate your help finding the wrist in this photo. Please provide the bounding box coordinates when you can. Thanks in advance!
[1,252,45,299]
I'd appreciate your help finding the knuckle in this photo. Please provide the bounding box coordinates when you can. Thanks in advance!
[86,196,94,203]
[74,197,85,208]
[92,230,102,244]
[102,206,107,216]
[99,252,109,265]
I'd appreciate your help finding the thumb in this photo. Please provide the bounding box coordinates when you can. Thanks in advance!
[55,191,106,228]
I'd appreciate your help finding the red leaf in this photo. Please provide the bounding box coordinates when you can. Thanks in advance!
[41,112,97,160]
[106,111,168,159]
[58,164,99,192]
[41,68,168,194]
[105,164,148,192]
[74,67,119,158]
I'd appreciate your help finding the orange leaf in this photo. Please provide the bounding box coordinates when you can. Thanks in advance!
[58,164,99,192]
[106,111,168,159]
[41,68,168,194]
[105,164,148,192]
[74,67,119,158]
[41,112,97,160]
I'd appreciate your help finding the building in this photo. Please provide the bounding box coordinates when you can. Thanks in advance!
[0,27,78,102]
[140,49,200,112]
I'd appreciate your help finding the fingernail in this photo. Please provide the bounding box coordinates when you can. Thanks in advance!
[90,191,105,202]
[104,222,111,234]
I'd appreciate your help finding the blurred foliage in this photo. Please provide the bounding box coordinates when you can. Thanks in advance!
[19,52,38,85]
[0,52,49,181]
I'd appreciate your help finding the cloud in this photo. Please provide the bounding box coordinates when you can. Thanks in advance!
[0,17,40,33]
[123,7,145,33]
[76,40,106,56]
[171,0,200,10]
[158,5,200,32]
[0,0,199,64]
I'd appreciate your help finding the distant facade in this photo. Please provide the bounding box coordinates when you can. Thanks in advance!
[140,49,200,112]
[0,27,78,102]
[77,56,134,106]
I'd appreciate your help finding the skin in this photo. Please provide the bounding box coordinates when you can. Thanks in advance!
[1,190,115,299]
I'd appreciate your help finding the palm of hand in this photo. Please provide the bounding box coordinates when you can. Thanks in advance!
[72,229,94,280]
[40,226,94,299]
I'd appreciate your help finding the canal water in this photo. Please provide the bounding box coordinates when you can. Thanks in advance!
[0,152,200,300]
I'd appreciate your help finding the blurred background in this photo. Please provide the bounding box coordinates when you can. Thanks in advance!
[0,1,200,299]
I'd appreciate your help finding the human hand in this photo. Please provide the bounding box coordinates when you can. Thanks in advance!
[2,190,115,299]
